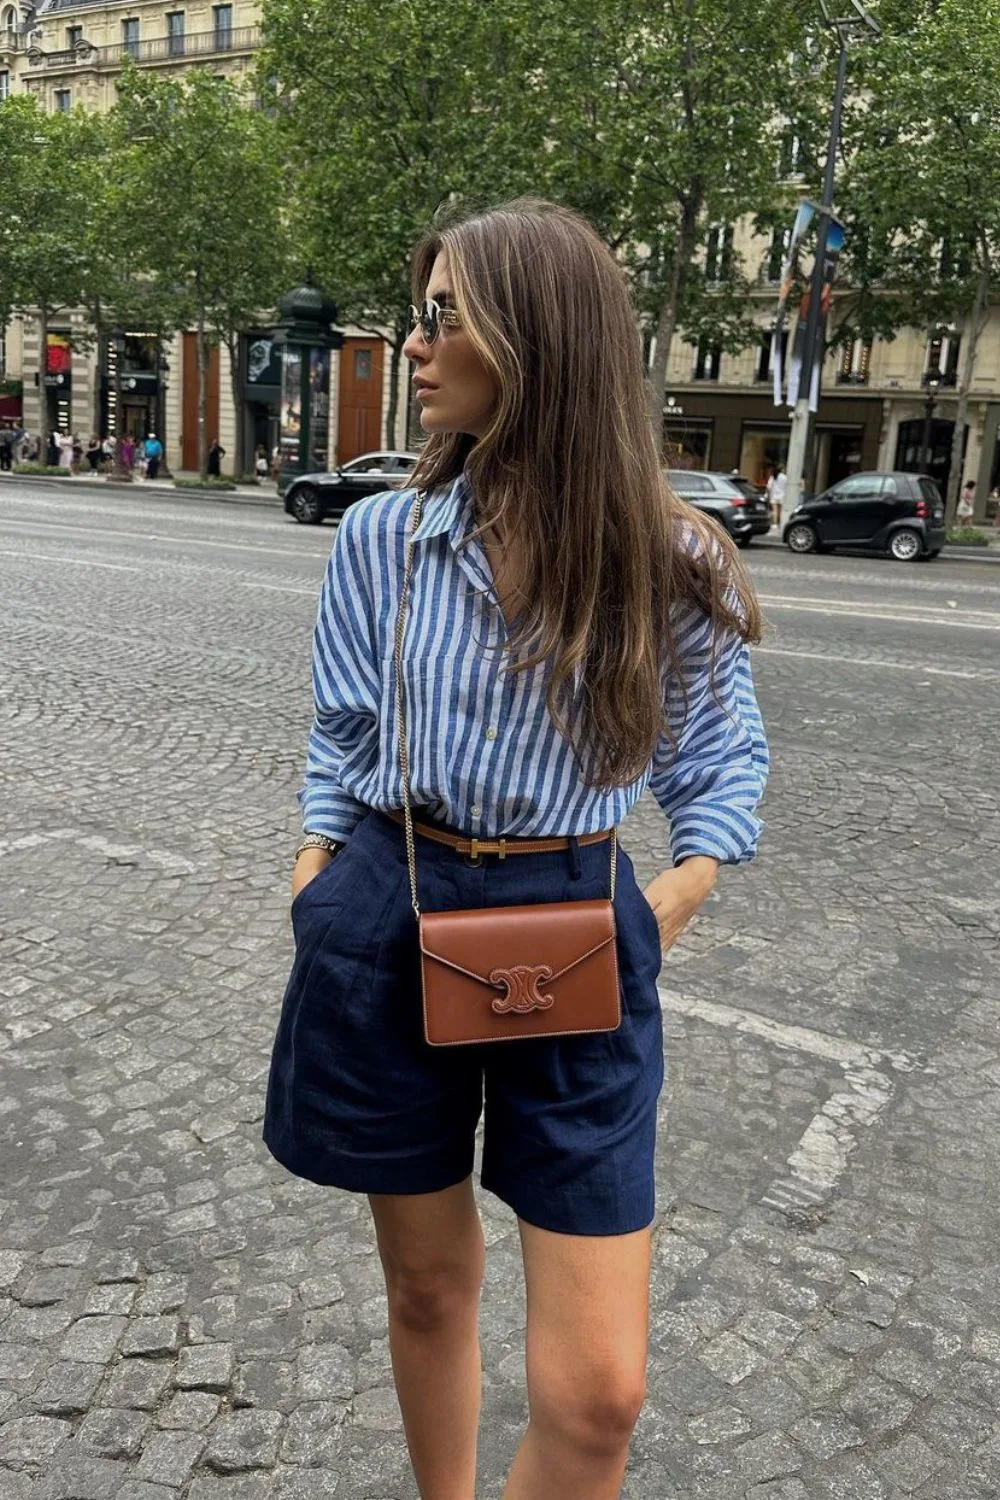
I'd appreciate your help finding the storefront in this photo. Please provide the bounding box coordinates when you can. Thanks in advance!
[663,389,882,490]
[44,332,73,435]
[100,333,161,440]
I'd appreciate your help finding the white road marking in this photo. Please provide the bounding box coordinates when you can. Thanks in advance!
[758,593,1000,631]
[0,516,331,562]
[659,988,922,1221]
[754,645,989,679]
[0,548,140,573]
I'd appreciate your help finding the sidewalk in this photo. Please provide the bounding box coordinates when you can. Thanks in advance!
[0,467,277,510]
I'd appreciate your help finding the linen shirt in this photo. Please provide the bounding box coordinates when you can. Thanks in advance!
[300,474,768,866]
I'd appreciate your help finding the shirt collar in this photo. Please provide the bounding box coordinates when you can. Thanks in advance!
[411,471,474,547]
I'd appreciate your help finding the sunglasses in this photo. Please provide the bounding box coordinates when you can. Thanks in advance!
[408,298,462,345]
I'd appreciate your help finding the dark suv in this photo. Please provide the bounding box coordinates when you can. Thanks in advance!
[783,472,947,562]
[666,470,772,547]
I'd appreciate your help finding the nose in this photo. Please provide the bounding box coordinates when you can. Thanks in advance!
[403,325,429,364]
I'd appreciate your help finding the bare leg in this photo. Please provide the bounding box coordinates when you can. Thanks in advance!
[369,1179,485,1500]
[503,1219,652,1500]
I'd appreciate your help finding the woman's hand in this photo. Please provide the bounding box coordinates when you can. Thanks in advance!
[642,856,719,953]
[291,847,333,905]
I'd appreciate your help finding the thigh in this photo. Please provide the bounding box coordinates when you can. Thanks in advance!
[369,1178,485,1281]
[519,1218,652,1393]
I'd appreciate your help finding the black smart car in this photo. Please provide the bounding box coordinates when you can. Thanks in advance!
[284,451,419,524]
[783,472,947,562]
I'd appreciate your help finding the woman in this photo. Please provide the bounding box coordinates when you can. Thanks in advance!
[957,480,976,527]
[86,436,102,472]
[264,198,768,1499]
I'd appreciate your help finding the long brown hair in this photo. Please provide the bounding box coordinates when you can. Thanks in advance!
[408,197,762,790]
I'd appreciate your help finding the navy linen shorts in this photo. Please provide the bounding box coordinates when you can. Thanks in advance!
[263,811,665,1236]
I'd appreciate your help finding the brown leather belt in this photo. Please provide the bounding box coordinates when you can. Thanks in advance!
[386,809,611,861]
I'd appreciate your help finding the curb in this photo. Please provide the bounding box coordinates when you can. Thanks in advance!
[754,533,1000,567]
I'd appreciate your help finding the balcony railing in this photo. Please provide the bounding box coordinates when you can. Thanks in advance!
[28,26,259,69]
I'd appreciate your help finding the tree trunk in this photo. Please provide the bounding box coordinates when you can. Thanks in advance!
[945,265,991,525]
[38,304,49,450]
[225,333,245,479]
[645,197,701,447]
[92,299,104,440]
[196,311,208,478]
[385,327,404,448]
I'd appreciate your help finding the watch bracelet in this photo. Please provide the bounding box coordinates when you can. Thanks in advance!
[294,833,342,863]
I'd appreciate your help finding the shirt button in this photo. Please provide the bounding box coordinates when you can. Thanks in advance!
[470,805,482,819]
[485,727,497,741]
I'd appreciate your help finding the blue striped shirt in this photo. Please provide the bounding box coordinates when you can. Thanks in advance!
[300,475,768,865]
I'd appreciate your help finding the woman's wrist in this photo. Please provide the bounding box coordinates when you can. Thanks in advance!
[675,854,719,896]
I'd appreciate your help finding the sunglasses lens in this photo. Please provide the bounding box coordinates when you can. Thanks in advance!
[421,302,438,343]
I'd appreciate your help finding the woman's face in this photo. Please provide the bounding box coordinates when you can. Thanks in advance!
[402,252,498,439]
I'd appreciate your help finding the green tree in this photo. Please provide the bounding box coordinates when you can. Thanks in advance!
[258,0,542,449]
[842,0,1000,519]
[111,65,292,477]
[0,97,108,437]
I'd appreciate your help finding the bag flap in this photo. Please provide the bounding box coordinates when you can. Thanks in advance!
[420,900,615,989]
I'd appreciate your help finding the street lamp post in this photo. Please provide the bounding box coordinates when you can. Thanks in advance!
[784,1,880,515]
[920,373,941,475]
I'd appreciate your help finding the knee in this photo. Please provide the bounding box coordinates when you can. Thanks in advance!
[384,1259,484,1335]
[530,1364,646,1458]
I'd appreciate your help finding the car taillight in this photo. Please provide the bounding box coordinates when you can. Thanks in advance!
[915,499,929,519]
[731,496,747,507]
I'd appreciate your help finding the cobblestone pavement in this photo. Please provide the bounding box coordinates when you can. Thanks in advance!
[1,481,998,1500]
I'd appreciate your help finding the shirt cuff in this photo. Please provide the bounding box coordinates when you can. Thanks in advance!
[297,779,369,845]
[670,806,763,867]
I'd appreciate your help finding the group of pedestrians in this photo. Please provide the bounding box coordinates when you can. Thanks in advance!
[12,429,165,478]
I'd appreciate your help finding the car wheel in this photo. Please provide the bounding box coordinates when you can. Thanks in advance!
[785,522,818,554]
[291,485,323,524]
[888,528,921,562]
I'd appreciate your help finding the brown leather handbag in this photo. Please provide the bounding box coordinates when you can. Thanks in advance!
[394,491,622,1047]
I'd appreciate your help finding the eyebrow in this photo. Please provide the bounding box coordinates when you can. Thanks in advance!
[426,290,455,307]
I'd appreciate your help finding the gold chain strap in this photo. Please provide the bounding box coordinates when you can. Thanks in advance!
[392,489,617,919]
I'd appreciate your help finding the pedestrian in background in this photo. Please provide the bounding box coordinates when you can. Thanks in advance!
[119,433,136,476]
[101,435,114,472]
[264,197,769,1499]
[0,425,13,471]
[46,431,60,467]
[957,479,976,527]
[86,437,101,472]
[145,432,163,481]
[207,438,225,477]
[766,463,787,527]
[58,432,74,470]
[71,434,84,473]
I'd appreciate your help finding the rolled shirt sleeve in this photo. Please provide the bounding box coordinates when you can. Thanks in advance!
[298,507,382,842]
[649,602,769,867]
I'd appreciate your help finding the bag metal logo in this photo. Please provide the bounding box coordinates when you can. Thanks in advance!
[489,964,555,1015]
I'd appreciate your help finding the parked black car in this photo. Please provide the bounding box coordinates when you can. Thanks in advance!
[284,451,419,524]
[783,471,946,562]
[666,470,772,547]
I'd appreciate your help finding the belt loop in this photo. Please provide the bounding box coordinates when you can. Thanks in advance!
[568,835,582,881]
[470,838,480,861]
[498,838,507,861]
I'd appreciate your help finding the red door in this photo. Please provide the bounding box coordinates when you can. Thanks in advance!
[337,337,383,464]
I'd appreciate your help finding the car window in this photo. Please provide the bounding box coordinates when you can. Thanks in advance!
[343,454,394,474]
[919,478,943,505]
[883,476,898,496]
[669,472,712,493]
[393,456,417,472]
[828,475,884,501]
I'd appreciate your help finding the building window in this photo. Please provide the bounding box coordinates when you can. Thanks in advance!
[704,224,733,284]
[0,70,9,102]
[213,4,233,47]
[66,24,83,47]
[693,339,722,382]
[2,7,15,38]
[766,227,791,284]
[837,335,873,386]
[779,129,804,179]
[122,18,140,56]
[54,88,71,111]
[756,328,789,383]
[166,11,184,55]
[354,349,372,379]
[926,328,960,388]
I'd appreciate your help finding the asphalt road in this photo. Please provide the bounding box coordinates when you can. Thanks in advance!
[1,478,998,1500]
